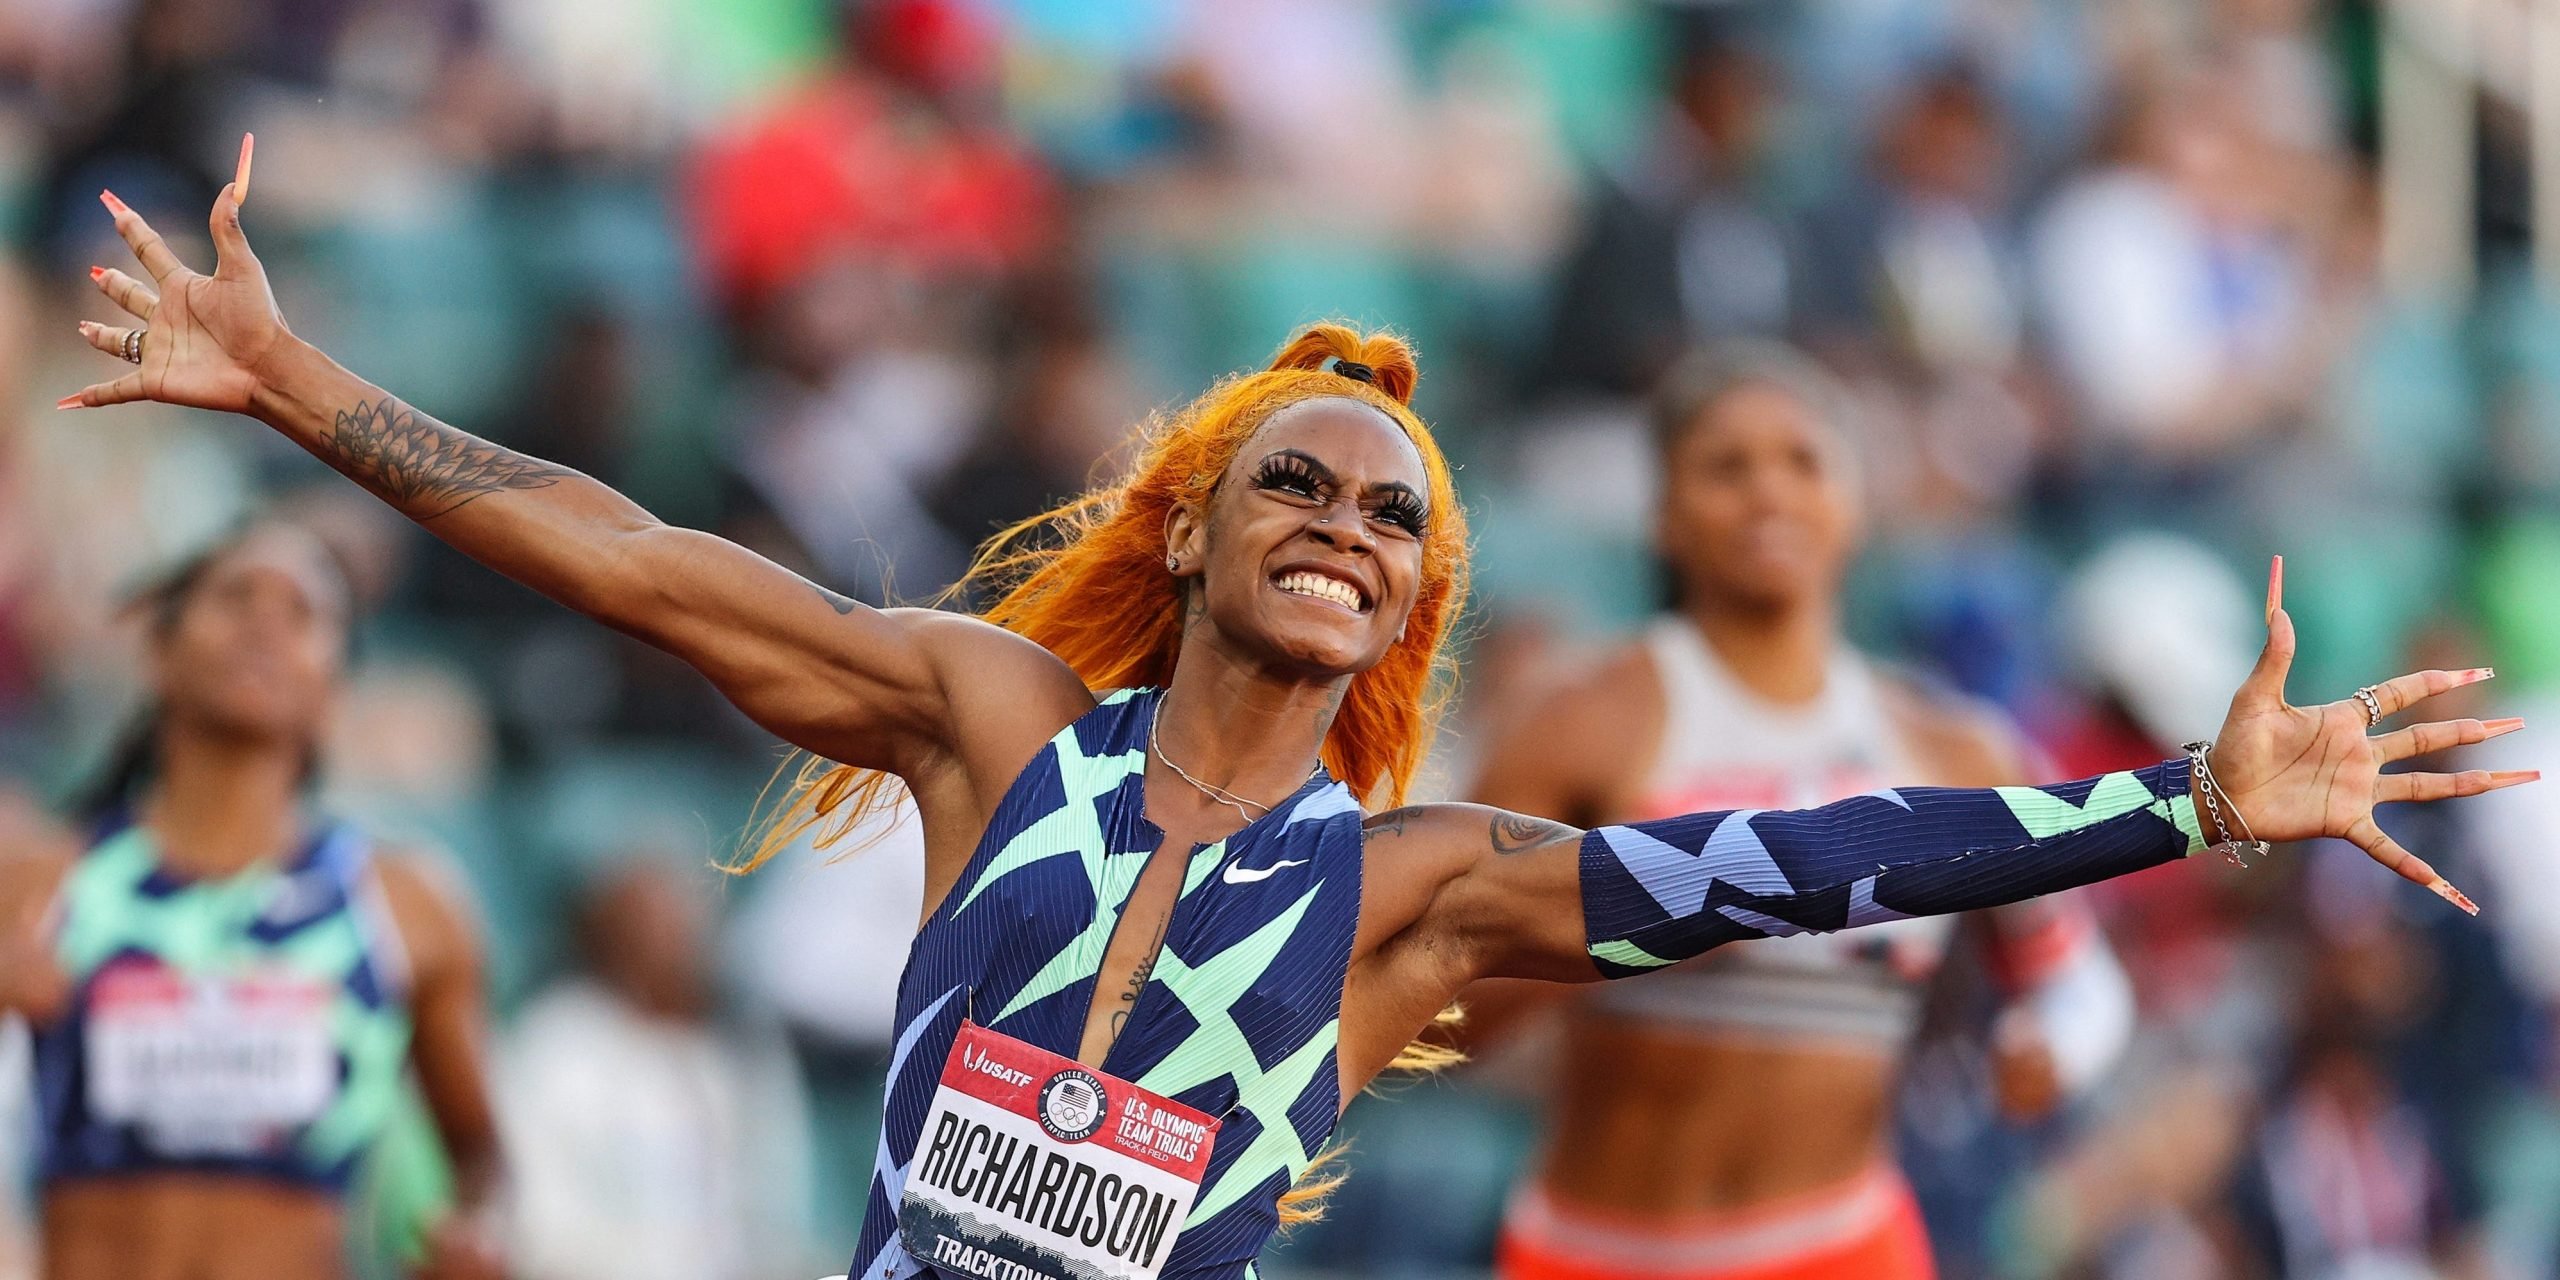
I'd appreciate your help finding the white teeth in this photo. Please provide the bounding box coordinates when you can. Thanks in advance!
[1276,571,1363,611]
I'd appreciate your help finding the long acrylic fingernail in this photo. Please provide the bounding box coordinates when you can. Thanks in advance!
[54,394,82,410]
[2486,718,2526,739]
[236,133,254,204]
[2267,556,2282,622]
[87,265,104,282]
[98,190,125,214]
[2465,667,2496,684]
[2428,878,2480,916]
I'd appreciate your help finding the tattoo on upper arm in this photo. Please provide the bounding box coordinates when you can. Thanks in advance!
[1364,805,1425,846]
[812,582,861,615]
[324,399,571,519]
[1490,812,1577,855]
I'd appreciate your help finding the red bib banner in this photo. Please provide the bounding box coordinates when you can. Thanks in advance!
[898,1022,1221,1280]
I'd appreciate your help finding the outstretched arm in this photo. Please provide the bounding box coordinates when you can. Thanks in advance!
[59,138,1023,774]
[1571,760,2204,978]
[1383,765,2202,984]
[1401,559,2534,987]
[235,342,953,770]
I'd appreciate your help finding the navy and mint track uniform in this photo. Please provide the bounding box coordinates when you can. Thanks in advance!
[31,817,414,1192]
[855,689,1363,1280]
[852,687,2205,1279]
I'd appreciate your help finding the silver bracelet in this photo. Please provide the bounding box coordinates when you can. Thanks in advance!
[2182,741,2271,866]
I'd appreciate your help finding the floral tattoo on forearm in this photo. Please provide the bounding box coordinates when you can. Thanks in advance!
[323,398,570,519]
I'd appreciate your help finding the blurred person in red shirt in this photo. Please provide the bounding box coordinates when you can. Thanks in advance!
[689,1,1053,605]
[687,0,1053,320]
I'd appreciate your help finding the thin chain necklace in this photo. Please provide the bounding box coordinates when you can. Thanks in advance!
[1148,700,1318,825]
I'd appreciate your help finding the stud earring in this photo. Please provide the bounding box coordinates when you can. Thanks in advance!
[1166,556,1180,572]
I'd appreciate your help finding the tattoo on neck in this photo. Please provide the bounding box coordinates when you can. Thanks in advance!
[1490,812,1576,855]
[323,399,570,519]
[1316,682,1348,738]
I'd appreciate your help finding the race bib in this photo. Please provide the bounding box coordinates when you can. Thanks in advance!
[85,958,336,1156]
[899,1022,1220,1280]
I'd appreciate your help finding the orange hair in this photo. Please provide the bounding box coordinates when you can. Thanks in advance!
[738,324,1470,1227]
[742,323,1469,866]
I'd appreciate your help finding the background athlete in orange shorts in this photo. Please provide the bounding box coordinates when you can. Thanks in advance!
[1468,346,2134,1280]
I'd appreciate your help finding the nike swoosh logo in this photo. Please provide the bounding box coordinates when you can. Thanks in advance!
[1221,858,1308,885]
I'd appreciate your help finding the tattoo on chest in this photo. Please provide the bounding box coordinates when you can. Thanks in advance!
[1490,812,1576,855]
[1105,912,1173,1050]
[324,399,570,519]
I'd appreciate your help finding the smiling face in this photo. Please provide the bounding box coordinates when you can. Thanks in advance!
[1167,398,1433,679]
[151,528,350,747]
[1657,379,1860,614]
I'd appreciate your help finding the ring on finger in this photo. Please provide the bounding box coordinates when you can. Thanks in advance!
[120,328,144,364]
[2355,685,2384,729]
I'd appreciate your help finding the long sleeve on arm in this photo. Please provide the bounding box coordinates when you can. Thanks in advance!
[1583,760,2205,978]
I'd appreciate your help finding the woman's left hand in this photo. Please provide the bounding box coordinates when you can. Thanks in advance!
[2206,557,2536,912]
[63,134,285,414]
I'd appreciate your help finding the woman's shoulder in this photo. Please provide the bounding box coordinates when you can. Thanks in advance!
[887,609,1092,706]
[883,609,1106,835]
[886,606,1095,737]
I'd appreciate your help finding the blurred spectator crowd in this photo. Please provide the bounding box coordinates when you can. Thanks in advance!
[1,0,2558,1277]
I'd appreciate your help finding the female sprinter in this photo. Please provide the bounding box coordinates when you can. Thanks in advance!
[55,142,2531,1280]
[1467,346,2156,1280]
[0,521,502,1280]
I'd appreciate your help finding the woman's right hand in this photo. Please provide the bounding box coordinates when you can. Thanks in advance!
[61,134,289,414]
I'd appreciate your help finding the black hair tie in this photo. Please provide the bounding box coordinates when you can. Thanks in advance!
[1330,359,1375,385]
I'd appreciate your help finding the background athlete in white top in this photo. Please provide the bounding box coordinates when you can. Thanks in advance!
[1465,345,2132,1280]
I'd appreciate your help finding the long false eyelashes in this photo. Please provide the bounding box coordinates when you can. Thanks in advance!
[1371,492,1428,536]
[1249,453,1328,498]
[1247,454,1429,536]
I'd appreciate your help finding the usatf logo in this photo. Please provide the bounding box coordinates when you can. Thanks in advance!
[1036,1069,1106,1142]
